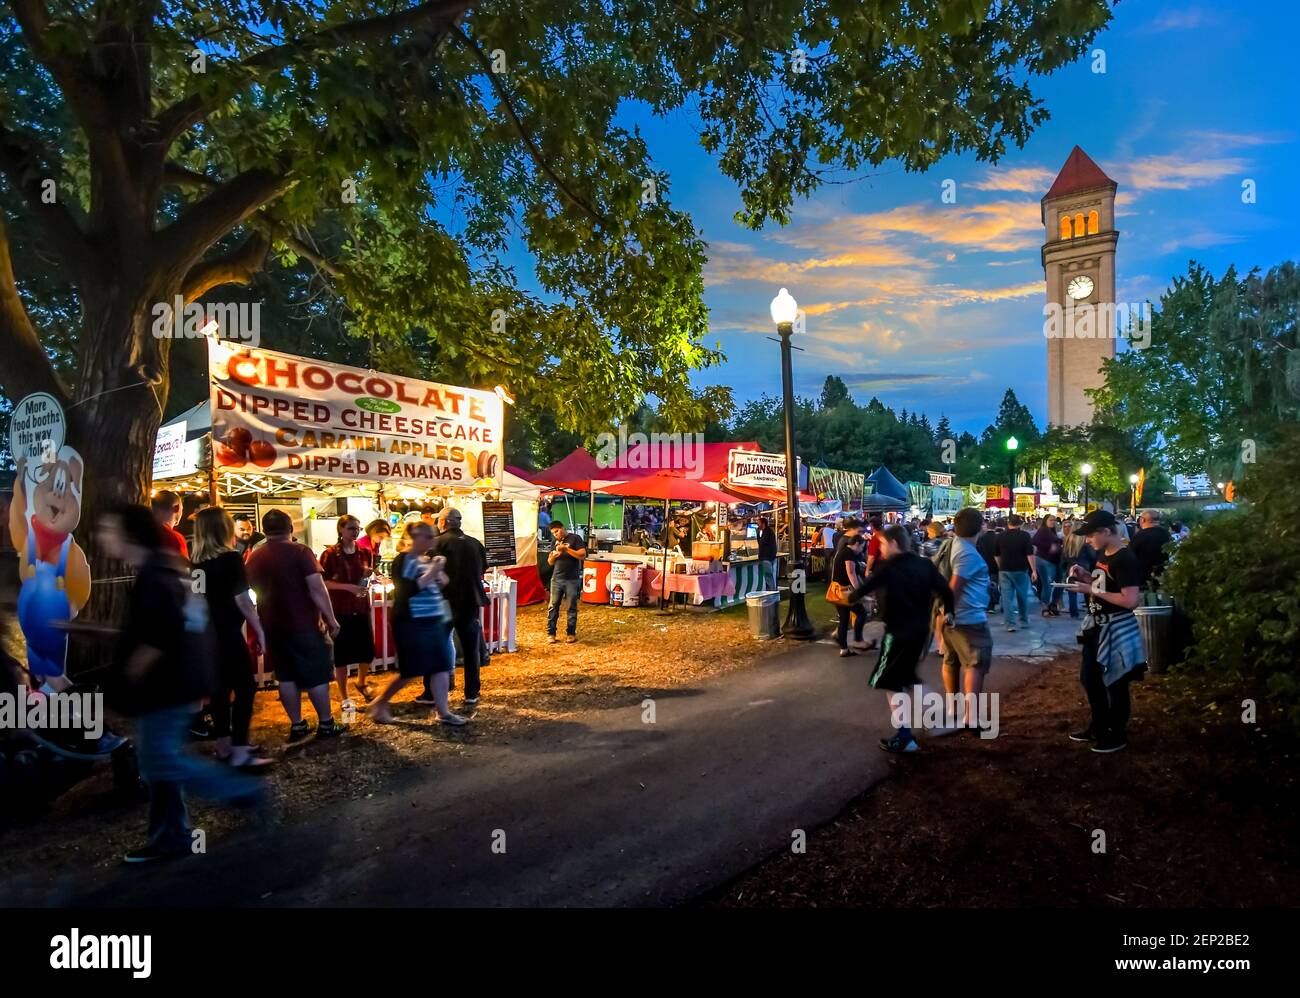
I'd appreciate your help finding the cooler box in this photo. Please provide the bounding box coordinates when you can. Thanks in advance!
[582,560,613,603]
[608,562,644,607]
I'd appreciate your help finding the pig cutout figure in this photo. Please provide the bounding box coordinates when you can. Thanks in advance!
[9,445,92,680]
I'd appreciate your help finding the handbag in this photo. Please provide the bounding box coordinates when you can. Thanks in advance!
[826,580,854,606]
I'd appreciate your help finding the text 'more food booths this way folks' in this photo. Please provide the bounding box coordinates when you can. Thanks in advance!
[151,340,544,682]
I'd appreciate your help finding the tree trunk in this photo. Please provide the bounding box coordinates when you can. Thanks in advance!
[64,285,172,673]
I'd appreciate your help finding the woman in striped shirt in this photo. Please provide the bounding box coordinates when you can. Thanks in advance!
[367,522,468,727]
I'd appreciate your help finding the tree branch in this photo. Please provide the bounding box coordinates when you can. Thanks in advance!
[0,122,96,281]
[450,24,607,229]
[0,215,70,405]
[249,218,344,280]
[154,167,290,278]
[161,162,219,189]
[147,0,476,150]
[181,230,271,301]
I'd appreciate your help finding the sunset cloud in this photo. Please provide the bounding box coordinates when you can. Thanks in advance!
[1119,154,1250,192]
[967,166,1055,193]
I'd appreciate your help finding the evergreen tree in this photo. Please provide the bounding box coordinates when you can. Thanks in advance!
[818,375,851,411]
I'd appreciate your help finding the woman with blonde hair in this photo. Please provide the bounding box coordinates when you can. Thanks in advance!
[192,506,271,767]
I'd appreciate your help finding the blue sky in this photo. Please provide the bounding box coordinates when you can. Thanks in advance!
[611,2,1297,434]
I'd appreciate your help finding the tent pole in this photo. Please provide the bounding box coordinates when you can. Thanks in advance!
[660,497,669,612]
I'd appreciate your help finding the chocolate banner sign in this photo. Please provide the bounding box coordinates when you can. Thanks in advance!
[208,342,504,487]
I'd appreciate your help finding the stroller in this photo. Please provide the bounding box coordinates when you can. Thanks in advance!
[0,643,142,811]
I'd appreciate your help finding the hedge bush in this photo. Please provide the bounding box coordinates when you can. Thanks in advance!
[1162,424,1300,729]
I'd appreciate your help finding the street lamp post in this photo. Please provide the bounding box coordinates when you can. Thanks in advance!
[1006,436,1018,511]
[771,288,813,639]
[1129,473,1139,517]
[1080,462,1092,510]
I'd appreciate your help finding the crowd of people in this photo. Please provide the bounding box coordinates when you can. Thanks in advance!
[22,484,1181,863]
[825,504,1180,757]
[98,490,491,863]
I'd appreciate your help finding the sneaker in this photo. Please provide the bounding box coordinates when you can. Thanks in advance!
[838,648,857,658]
[547,635,559,644]
[316,718,344,738]
[463,697,479,706]
[189,715,214,739]
[1092,735,1128,754]
[1068,727,1097,742]
[565,635,577,643]
[439,713,469,726]
[879,733,920,754]
[124,844,187,865]
[286,720,311,742]
[412,693,437,706]
[1006,625,1017,633]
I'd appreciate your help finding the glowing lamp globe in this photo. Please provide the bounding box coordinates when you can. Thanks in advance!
[770,288,798,326]
[1006,436,1018,451]
[1080,463,1092,476]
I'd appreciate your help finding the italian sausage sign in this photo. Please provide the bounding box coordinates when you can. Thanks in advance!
[208,341,504,487]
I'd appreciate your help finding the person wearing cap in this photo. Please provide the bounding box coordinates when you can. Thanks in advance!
[1062,509,1146,754]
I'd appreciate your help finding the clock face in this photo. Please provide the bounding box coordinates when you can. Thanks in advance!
[1067,275,1095,301]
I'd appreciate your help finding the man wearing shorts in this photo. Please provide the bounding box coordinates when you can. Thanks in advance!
[941,507,994,734]
[849,525,954,753]
[246,510,343,740]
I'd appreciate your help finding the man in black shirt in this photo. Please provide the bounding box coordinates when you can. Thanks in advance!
[1129,509,1173,589]
[849,525,954,754]
[232,514,264,558]
[994,514,1037,632]
[100,503,260,863]
[431,507,489,706]
[975,518,1001,611]
[546,519,588,643]
[1063,509,1146,754]
[756,515,778,591]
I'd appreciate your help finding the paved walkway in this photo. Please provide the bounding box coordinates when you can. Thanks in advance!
[65,610,1081,907]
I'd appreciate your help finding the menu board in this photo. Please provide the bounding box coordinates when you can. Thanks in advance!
[481,501,516,568]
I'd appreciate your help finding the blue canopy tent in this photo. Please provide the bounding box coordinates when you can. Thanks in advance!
[865,466,910,501]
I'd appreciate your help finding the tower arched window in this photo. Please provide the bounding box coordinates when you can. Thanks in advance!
[1087,210,1099,234]
[1074,213,1086,238]
[1059,215,1072,240]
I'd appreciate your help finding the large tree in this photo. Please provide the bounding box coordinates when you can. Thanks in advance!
[1093,260,1300,484]
[0,0,1111,579]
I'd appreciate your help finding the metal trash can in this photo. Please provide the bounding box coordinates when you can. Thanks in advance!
[1134,600,1175,674]
[746,591,781,640]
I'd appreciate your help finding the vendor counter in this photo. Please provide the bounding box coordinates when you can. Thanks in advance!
[580,550,785,609]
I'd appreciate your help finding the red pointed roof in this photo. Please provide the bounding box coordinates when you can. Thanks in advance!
[1043,146,1116,200]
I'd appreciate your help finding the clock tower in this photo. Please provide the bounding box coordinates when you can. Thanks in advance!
[1042,146,1119,427]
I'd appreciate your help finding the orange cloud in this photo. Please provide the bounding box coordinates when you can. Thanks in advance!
[967,167,1055,193]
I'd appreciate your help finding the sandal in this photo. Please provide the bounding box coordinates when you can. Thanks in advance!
[230,746,274,768]
[287,720,311,742]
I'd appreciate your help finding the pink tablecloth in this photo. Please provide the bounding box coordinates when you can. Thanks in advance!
[644,569,735,605]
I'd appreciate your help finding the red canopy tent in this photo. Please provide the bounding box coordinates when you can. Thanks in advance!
[599,472,738,610]
[527,449,607,490]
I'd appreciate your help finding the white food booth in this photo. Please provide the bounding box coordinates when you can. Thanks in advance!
[152,342,538,684]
